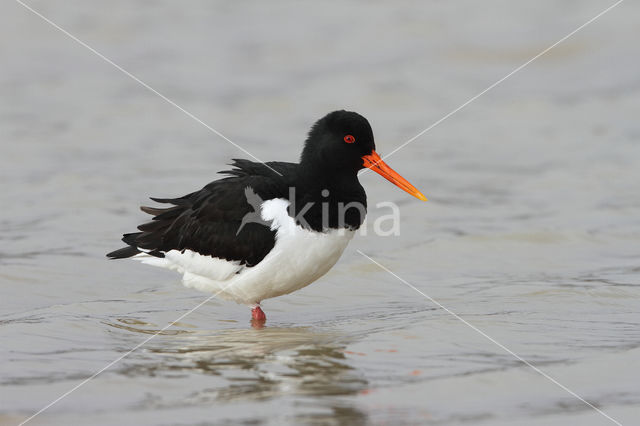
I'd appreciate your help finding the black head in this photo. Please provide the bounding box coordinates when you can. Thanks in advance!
[300,110,376,174]
[299,110,428,201]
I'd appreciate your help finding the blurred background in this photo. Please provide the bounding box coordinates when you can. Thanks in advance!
[1,1,639,425]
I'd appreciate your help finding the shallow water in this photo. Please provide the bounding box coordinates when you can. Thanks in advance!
[1,1,640,425]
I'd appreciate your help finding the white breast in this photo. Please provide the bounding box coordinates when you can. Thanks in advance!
[134,198,355,305]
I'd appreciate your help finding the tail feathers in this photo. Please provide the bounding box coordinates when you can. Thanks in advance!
[107,232,143,259]
[150,195,191,206]
[140,206,167,216]
[140,204,182,219]
[137,220,169,232]
[108,196,190,260]
[106,245,141,259]
[122,232,143,246]
[107,231,165,259]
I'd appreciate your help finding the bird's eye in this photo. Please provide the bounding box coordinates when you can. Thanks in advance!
[344,135,355,144]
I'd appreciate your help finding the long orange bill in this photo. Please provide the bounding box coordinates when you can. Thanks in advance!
[362,150,427,201]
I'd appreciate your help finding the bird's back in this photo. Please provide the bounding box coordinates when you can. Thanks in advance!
[107,160,298,266]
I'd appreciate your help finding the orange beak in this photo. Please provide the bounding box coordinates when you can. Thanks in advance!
[362,151,427,201]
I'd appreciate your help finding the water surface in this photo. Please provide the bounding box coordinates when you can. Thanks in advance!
[1,1,640,425]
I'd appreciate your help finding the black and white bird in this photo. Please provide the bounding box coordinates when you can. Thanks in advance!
[107,110,426,324]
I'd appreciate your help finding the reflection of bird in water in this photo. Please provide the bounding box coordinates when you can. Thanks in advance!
[107,110,426,326]
[106,319,368,417]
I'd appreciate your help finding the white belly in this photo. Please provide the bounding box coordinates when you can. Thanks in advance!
[135,198,355,305]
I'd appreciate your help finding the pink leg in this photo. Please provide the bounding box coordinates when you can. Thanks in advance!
[251,304,266,327]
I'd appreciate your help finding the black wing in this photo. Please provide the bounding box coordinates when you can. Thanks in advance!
[107,160,297,266]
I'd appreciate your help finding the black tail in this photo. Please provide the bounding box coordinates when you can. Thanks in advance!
[106,245,141,259]
[106,198,187,259]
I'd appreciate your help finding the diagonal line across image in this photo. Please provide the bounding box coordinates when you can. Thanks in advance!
[17,286,234,426]
[357,250,623,426]
[359,0,625,175]
[13,0,283,176]
[9,0,627,425]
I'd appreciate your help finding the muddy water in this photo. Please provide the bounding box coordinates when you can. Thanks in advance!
[1,1,640,425]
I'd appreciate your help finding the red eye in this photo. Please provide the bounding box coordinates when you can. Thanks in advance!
[344,134,355,144]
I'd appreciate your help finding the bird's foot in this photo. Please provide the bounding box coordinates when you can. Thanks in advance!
[251,305,266,328]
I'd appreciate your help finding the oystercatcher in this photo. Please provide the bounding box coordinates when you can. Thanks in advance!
[107,110,426,324]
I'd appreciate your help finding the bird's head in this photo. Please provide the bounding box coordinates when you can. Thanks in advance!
[300,110,427,201]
